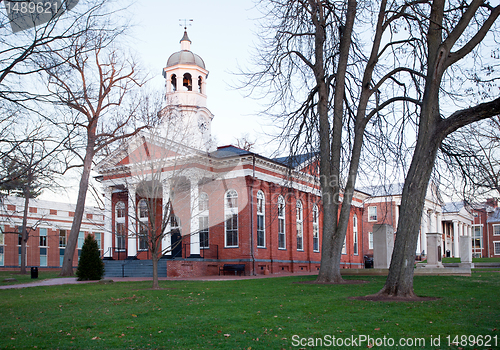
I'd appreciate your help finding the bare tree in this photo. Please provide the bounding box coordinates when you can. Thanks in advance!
[100,104,226,288]
[375,0,500,298]
[45,30,155,276]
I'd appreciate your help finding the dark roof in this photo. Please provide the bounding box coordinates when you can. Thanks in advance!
[357,183,404,197]
[487,207,500,223]
[272,152,317,168]
[180,30,191,43]
[209,145,252,159]
[442,201,466,213]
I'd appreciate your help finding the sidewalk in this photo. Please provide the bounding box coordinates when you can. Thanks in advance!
[0,271,320,290]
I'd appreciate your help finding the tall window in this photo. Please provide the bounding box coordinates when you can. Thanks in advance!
[353,215,358,255]
[115,201,126,251]
[138,199,149,251]
[138,199,148,219]
[199,192,209,248]
[257,191,265,248]
[78,232,85,249]
[313,205,319,252]
[39,228,47,247]
[472,225,483,258]
[94,232,102,250]
[225,190,238,247]
[278,196,286,249]
[0,225,4,267]
[40,227,48,267]
[296,200,303,251]
[369,232,374,249]
[171,74,177,91]
[368,206,377,221]
[342,237,347,254]
[199,216,209,248]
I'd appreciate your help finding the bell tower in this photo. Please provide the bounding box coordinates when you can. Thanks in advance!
[162,30,214,151]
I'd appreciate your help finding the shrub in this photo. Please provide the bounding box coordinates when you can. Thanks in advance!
[76,234,104,281]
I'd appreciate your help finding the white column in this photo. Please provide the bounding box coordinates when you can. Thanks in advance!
[161,179,171,255]
[103,187,113,258]
[127,185,137,257]
[190,177,200,257]
[453,220,460,258]
[420,212,427,255]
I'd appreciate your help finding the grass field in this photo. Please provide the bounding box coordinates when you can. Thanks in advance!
[1,271,499,349]
[0,271,61,285]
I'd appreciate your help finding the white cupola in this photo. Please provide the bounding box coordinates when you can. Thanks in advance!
[162,30,214,151]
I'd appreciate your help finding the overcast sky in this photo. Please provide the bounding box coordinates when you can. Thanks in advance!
[128,0,274,154]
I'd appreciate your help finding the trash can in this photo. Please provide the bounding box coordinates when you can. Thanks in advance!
[31,266,38,279]
[364,256,373,269]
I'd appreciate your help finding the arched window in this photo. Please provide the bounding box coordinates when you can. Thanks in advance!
[171,74,177,92]
[183,73,192,91]
[115,201,126,251]
[226,189,238,208]
[257,191,265,248]
[137,199,148,251]
[198,76,203,93]
[225,190,238,247]
[278,195,286,249]
[296,200,303,251]
[199,192,209,248]
[313,204,319,252]
[199,192,209,211]
[353,214,358,255]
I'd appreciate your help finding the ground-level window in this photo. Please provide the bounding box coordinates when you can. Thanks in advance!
[138,223,148,251]
[116,223,126,251]
[472,225,482,258]
[225,214,238,247]
[369,232,373,249]
[94,233,102,250]
[0,225,3,266]
[199,216,209,248]
[313,205,319,252]
[278,195,286,249]
[493,225,500,236]
[494,241,500,255]
[296,200,303,251]
[257,191,265,248]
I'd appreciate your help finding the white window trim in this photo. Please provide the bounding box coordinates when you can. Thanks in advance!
[494,241,500,255]
[137,199,149,251]
[224,190,239,248]
[296,200,303,251]
[368,206,377,222]
[278,195,286,250]
[257,190,265,248]
[313,205,319,252]
[369,232,374,250]
[493,224,500,236]
[353,214,358,256]
[115,201,126,251]
[199,216,209,249]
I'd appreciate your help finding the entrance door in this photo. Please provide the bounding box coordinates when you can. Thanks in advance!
[171,229,182,258]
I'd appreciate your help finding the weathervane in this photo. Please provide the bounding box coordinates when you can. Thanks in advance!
[179,19,193,30]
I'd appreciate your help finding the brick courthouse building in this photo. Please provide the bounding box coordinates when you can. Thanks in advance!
[95,31,366,277]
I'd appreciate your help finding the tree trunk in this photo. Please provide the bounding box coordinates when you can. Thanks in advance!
[60,135,96,276]
[152,251,159,289]
[20,193,30,275]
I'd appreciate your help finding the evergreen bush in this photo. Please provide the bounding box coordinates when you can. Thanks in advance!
[76,234,105,281]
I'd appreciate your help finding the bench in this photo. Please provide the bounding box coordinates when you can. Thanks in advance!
[219,264,245,276]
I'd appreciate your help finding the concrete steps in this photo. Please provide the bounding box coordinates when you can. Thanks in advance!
[103,259,167,278]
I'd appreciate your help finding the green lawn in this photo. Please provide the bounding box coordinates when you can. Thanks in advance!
[1,272,499,349]
[0,270,61,285]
